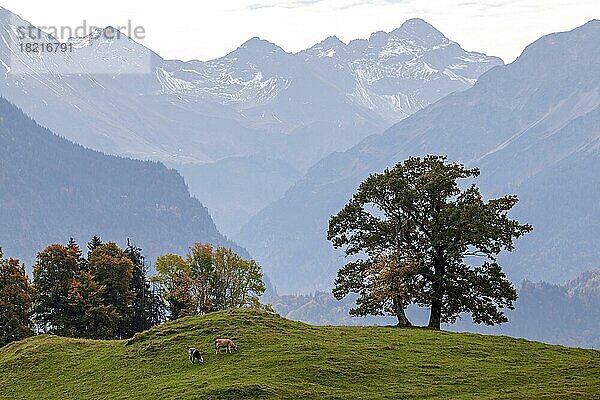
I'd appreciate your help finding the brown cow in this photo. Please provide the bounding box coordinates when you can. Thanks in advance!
[215,338,238,354]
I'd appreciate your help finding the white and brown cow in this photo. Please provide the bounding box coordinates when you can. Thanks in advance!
[188,347,204,363]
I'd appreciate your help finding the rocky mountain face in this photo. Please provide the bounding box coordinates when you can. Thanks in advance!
[300,19,498,123]
[238,20,600,293]
[0,96,244,266]
[0,7,501,234]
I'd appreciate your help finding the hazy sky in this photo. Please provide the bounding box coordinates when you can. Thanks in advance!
[2,0,598,62]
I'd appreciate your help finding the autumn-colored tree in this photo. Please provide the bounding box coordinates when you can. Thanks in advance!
[211,246,266,310]
[0,248,34,346]
[88,242,133,338]
[67,271,119,339]
[188,243,216,314]
[155,244,266,319]
[33,244,82,334]
[154,254,194,320]
[332,255,422,327]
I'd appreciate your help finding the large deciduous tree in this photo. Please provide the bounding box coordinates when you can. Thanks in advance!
[328,155,532,329]
[0,248,34,346]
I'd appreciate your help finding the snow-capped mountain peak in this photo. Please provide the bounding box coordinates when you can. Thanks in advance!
[391,18,446,46]
[233,36,287,57]
[305,35,347,58]
[300,21,503,122]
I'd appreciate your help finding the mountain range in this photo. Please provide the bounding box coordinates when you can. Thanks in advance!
[238,20,600,293]
[0,8,501,235]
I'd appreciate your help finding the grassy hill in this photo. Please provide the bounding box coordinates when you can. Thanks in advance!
[1,309,599,399]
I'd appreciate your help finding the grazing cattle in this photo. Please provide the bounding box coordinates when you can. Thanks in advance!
[188,347,204,363]
[215,338,238,354]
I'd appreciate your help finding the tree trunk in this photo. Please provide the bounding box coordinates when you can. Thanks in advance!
[428,253,445,330]
[428,295,442,330]
[393,297,412,327]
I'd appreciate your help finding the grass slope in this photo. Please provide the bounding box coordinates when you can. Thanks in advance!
[1,309,599,399]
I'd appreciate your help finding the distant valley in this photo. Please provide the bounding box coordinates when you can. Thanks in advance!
[270,270,600,349]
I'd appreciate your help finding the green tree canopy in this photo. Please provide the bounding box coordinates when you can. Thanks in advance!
[211,246,266,310]
[328,155,532,329]
[154,253,193,320]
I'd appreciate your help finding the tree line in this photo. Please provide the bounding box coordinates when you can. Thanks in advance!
[0,238,266,347]
[2,155,533,347]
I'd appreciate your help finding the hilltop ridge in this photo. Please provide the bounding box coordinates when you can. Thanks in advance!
[1,309,599,399]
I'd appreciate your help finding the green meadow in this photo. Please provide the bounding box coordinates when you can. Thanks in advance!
[1,309,599,399]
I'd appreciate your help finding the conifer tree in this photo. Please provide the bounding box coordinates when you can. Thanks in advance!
[124,239,161,336]
[87,236,103,257]
[88,242,133,338]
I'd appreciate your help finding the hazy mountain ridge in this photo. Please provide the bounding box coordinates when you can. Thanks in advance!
[0,9,502,164]
[0,96,245,266]
[269,269,600,348]
[238,20,600,293]
[300,18,501,122]
[459,269,600,348]
[159,18,501,126]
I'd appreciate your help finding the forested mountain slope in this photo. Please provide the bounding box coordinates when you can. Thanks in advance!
[0,97,244,265]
